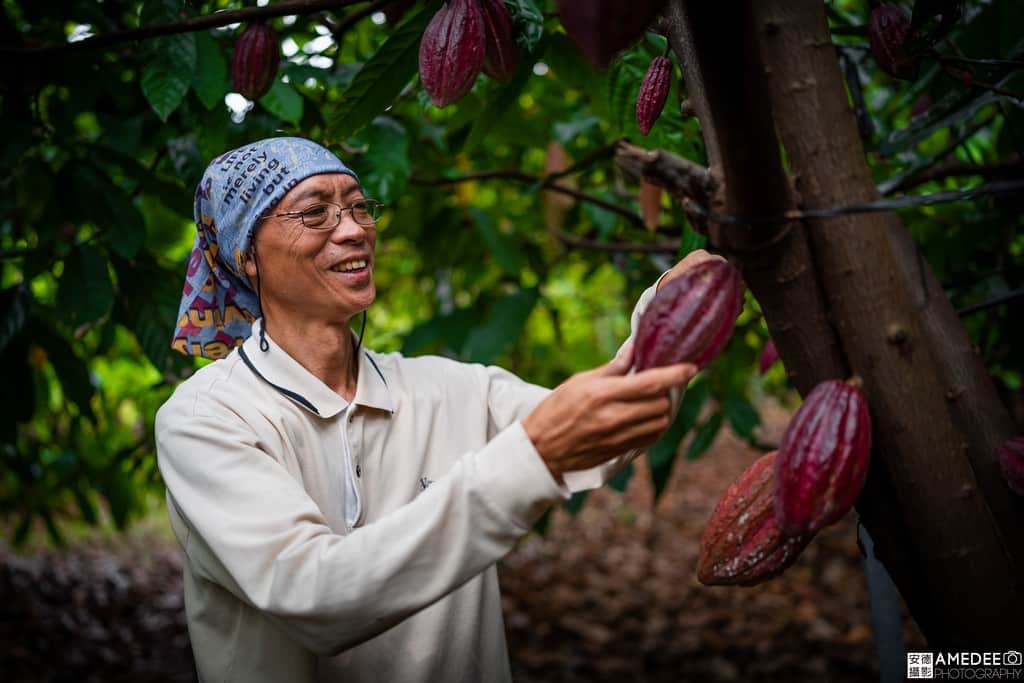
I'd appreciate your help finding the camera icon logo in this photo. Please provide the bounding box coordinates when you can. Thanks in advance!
[1006,650,1022,666]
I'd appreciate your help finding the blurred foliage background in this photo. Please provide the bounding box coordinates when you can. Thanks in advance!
[0,0,1021,546]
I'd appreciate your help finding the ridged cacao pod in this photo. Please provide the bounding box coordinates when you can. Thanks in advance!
[637,56,671,135]
[998,437,1024,496]
[774,379,872,535]
[698,452,813,587]
[232,23,281,101]
[868,4,920,80]
[556,0,668,68]
[481,0,517,82]
[634,259,744,371]
[758,338,779,376]
[419,0,486,107]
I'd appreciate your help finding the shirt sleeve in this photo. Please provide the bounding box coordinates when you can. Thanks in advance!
[156,396,567,657]
[479,270,684,493]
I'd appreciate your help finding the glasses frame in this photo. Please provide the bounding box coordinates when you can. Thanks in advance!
[258,198,385,230]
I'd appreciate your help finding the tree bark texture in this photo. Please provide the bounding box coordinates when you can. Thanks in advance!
[666,0,1024,648]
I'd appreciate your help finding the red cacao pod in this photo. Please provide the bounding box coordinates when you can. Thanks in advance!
[232,23,281,101]
[636,56,672,135]
[634,259,744,371]
[868,4,920,80]
[998,436,1024,496]
[556,0,668,69]
[758,338,779,376]
[698,451,813,586]
[419,0,486,107]
[774,379,872,535]
[481,0,517,82]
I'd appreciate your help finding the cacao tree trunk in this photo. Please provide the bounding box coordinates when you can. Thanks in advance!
[666,0,1024,648]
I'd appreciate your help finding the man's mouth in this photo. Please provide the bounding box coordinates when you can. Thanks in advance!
[328,259,369,273]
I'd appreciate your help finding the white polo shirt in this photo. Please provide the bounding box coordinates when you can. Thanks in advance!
[155,278,668,682]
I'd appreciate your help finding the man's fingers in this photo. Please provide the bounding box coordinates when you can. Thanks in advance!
[595,342,634,377]
[606,362,698,399]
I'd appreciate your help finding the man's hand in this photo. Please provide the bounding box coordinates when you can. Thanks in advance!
[522,343,696,480]
[657,249,726,292]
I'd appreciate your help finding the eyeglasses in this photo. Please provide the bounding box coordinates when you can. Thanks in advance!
[259,199,384,230]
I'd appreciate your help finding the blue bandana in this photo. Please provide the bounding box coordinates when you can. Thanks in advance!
[171,137,358,360]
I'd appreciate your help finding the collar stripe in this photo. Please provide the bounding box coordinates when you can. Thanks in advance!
[238,345,321,416]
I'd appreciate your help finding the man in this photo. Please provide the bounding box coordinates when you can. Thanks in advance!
[156,137,703,682]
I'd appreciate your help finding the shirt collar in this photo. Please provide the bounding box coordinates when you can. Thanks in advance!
[238,319,394,419]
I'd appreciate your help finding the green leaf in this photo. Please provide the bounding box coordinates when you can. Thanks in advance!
[192,31,228,110]
[359,117,410,204]
[140,1,196,121]
[723,398,760,440]
[648,380,708,499]
[27,317,96,421]
[57,244,114,325]
[506,0,544,53]
[563,490,588,515]
[327,0,441,139]
[401,306,478,356]
[686,411,723,461]
[73,484,98,525]
[607,461,634,492]
[471,208,523,277]
[462,287,539,364]
[606,52,647,134]
[259,79,304,124]
[112,253,192,375]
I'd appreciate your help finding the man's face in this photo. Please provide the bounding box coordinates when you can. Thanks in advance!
[244,172,376,325]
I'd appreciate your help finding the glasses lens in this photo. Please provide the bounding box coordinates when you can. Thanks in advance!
[352,200,381,225]
[302,204,333,229]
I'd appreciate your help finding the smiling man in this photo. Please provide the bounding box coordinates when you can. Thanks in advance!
[156,137,699,682]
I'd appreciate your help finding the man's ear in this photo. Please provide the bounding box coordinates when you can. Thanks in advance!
[243,248,258,283]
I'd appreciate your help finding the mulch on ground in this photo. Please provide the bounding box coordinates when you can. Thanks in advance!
[0,399,925,682]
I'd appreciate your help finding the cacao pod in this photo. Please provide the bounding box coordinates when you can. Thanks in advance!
[698,451,813,586]
[556,0,668,68]
[998,436,1024,497]
[232,23,281,101]
[419,0,487,107]
[774,379,872,535]
[634,259,744,371]
[636,56,672,135]
[481,0,517,82]
[758,338,779,376]
[868,4,920,80]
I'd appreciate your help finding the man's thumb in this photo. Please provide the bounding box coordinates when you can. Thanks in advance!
[599,342,635,376]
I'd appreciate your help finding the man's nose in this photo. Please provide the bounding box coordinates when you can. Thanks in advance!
[329,210,369,242]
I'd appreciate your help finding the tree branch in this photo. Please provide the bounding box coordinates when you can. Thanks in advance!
[555,232,680,254]
[612,140,716,203]
[884,155,1024,194]
[2,0,365,56]
[410,170,648,229]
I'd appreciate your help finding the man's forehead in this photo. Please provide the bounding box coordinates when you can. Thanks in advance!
[283,173,361,203]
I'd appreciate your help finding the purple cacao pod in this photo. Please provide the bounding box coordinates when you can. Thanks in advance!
[999,436,1024,496]
[634,259,744,371]
[698,452,814,587]
[556,0,668,69]
[636,55,672,135]
[758,338,779,376]
[232,23,281,101]
[418,0,487,107]
[868,4,919,80]
[481,0,517,82]
[774,379,872,535]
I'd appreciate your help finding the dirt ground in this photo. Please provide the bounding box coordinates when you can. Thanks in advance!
[0,398,925,682]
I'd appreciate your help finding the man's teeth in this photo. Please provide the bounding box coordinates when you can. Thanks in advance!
[331,259,367,272]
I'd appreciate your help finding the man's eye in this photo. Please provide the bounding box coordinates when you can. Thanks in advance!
[304,205,329,218]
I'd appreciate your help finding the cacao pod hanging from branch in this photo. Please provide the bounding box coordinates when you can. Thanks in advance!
[999,437,1024,496]
[698,451,814,586]
[868,4,921,80]
[556,0,668,68]
[232,23,281,101]
[636,55,672,135]
[774,378,872,535]
[419,0,487,107]
[480,0,517,82]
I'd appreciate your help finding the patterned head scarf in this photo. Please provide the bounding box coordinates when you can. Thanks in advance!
[171,137,358,360]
